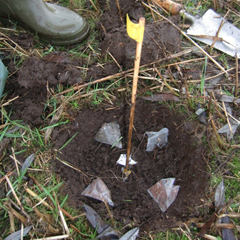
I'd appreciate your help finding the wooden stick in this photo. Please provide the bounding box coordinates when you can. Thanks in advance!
[125,17,145,172]
[5,175,21,207]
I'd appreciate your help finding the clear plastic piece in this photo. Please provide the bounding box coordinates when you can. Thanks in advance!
[119,227,139,240]
[145,128,169,151]
[81,177,114,206]
[148,178,180,212]
[94,122,122,148]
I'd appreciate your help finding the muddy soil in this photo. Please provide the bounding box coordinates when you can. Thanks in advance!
[1,0,209,235]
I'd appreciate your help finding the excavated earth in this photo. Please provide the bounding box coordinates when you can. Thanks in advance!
[1,0,209,235]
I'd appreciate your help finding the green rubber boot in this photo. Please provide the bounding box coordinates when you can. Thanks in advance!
[0,0,89,45]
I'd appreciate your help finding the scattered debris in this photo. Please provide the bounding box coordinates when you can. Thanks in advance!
[94,122,123,148]
[145,128,169,151]
[84,204,120,239]
[184,9,240,58]
[81,177,114,207]
[119,227,139,240]
[148,178,180,212]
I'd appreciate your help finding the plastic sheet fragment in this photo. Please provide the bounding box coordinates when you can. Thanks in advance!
[145,128,169,151]
[94,122,122,148]
[148,178,180,212]
[81,177,114,206]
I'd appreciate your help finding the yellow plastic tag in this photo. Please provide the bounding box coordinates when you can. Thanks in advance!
[126,14,144,43]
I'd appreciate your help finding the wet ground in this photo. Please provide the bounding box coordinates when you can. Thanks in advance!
[1,0,209,234]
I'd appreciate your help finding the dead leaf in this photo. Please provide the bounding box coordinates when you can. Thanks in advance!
[140,94,180,102]
[21,153,35,174]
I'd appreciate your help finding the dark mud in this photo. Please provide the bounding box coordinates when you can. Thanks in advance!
[1,0,209,235]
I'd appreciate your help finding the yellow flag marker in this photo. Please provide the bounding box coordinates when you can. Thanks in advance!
[126,14,145,42]
[124,15,145,177]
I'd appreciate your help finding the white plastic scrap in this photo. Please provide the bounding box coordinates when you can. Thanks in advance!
[145,128,169,151]
[148,178,180,212]
[94,121,122,148]
[81,177,114,206]
[116,154,137,166]
[4,226,32,240]
[119,227,139,240]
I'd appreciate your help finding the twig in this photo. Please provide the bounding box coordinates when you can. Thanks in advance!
[115,0,124,23]
[4,201,27,224]
[142,1,228,75]
[10,147,20,177]
[213,0,218,11]
[209,19,225,53]
[147,0,157,21]
[222,101,233,139]
[0,171,13,183]
[103,199,114,226]
[209,114,226,150]
[155,67,179,96]
[8,208,15,233]
[55,192,70,235]
[214,100,240,125]
[25,187,53,210]
[55,156,91,180]
[107,50,122,71]
[5,175,22,207]
[89,0,100,13]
